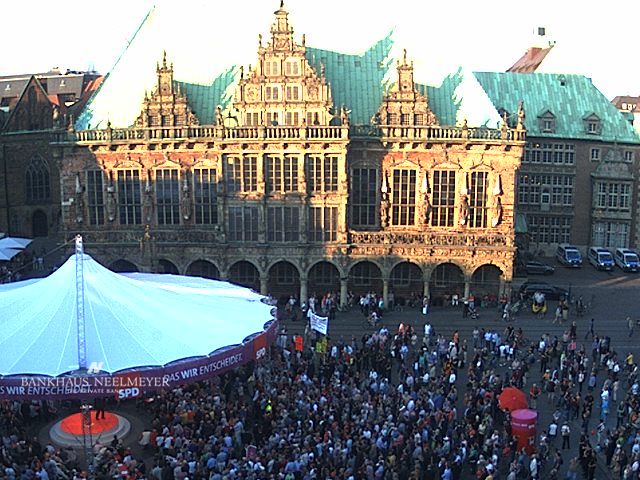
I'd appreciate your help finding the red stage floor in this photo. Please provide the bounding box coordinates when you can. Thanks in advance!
[60,411,118,435]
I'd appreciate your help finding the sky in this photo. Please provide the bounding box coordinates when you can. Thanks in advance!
[1,0,638,100]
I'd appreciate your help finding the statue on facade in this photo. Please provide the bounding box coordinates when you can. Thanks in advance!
[500,111,509,139]
[517,101,525,130]
[74,174,85,224]
[143,177,154,223]
[181,173,192,220]
[459,195,469,226]
[52,105,61,128]
[106,175,116,222]
[492,197,503,227]
[215,106,224,126]
[380,192,390,228]
[140,224,153,257]
[422,193,432,225]
[340,105,350,127]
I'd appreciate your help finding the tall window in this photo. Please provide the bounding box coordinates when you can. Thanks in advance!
[228,206,258,242]
[284,111,300,125]
[524,143,575,165]
[86,170,104,225]
[528,215,571,244]
[246,112,260,126]
[25,157,50,202]
[267,156,298,193]
[156,169,180,225]
[285,60,299,76]
[592,221,629,248]
[431,170,456,227]
[194,168,217,224]
[308,155,338,193]
[309,207,338,242]
[391,169,416,226]
[267,206,299,241]
[517,175,542,205]
[226,156,257,193]
[469,172,487,228]
[285,86,300,100]
[265,86,280,101]
[595,182,632,211]
[117,170,142,225]
[351,168,378,227]
[264,61,279,76]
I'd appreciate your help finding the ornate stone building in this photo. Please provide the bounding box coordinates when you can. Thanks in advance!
[53,4,525,305]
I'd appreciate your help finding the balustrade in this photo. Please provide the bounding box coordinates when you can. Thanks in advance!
[55,124,349,144]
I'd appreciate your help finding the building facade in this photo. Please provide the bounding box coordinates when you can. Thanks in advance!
[475,72,640,255]
[51,5,525,306]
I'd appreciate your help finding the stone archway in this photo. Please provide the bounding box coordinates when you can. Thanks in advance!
[267,261,300,301]
[32,210,48,237]
[389,261,423,306]
[228,261,260,291]
[307,261,340,297]
[186,260,220,279]
[158,259,179,274]
[348,261,383,296]
[471,264,503,302]
[109,259,139,273]
[429,262,464,306]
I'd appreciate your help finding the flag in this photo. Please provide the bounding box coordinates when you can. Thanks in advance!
[310,311,328,335]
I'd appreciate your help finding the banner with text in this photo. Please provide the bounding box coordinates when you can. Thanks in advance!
[310,312,328,335]
[0,320,278,401]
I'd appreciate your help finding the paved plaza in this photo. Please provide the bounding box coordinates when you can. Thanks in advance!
[279,261,640,479]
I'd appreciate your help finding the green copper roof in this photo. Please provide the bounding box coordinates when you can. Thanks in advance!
[76,4,500,130]
[474,72,640,143]
[306,35,393,126]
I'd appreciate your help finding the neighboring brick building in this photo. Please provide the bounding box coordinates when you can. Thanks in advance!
[476,72,640,253]
[0,70,102,238]
[50,4,525,305]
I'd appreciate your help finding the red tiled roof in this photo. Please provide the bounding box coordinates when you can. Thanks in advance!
[507,46,553,73]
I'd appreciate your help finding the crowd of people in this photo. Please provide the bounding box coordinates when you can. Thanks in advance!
[1,299,640,479]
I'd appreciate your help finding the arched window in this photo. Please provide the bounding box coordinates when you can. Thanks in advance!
[25,156,50,202]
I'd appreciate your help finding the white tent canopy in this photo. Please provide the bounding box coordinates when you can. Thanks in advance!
[0,253,273,377]
[0,237,32,249]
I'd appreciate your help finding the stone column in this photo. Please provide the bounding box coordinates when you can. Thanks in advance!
[256,154,266,194]
[499,276,505,297]
[257,154,267,243]
[423,280,430,299]
[464,279,471,299]
[340,277,348,308]
[299,275,308,304]
[383,278,389,309]
[260,275,269,296]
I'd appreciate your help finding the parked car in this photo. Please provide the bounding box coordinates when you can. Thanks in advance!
[614,248,640,272]
[518,281,569,301]
[587,247,614,271]
[525,260,555,275]
[555,244,583,268]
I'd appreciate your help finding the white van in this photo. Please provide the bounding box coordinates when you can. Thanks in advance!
[614,248,640,272]
[555,244,583,268]
[587,247,614,271]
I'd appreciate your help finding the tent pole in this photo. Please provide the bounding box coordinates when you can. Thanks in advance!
[75,235,87,369]
[80,404,95,478]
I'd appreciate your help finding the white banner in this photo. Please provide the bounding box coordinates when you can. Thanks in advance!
[309,311,329,335]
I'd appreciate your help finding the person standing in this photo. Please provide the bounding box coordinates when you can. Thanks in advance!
[628,316,634,337]
[561,422,571,450]
[585,318,595,340]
